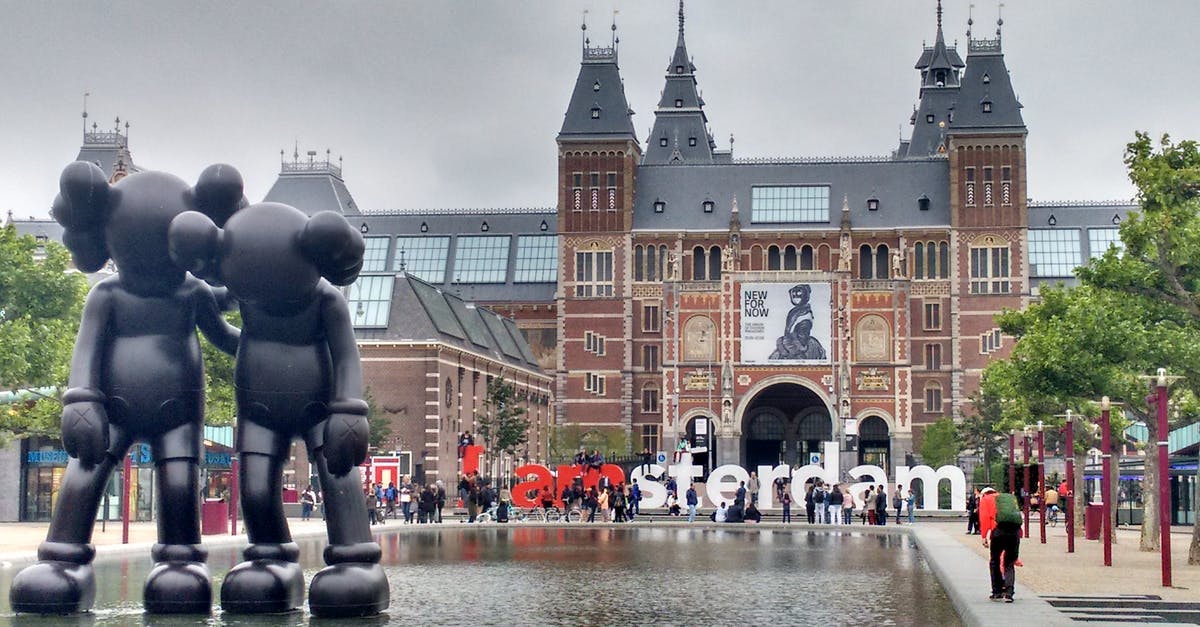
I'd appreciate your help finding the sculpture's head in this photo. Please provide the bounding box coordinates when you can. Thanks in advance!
[168,202,363,310]
[51,161,245,290]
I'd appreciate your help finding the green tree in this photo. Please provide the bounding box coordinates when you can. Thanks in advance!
[364,387,394,451]
[1074,133,1200,560]
[473,375,530,479]
[919,417,959,468]
[0,225,88,438]
[198,309,239,427]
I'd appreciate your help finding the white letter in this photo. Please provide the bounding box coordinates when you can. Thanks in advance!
[895,465,966,511]
[631,465,667,508]
[668,461,703,503]
[705,464,749,507]
[847,465,888,509]
[756,464,790,510]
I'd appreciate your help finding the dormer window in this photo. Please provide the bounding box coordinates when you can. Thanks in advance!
[675,65,685,74]
[590,106,601,119]
[593,80,601,92]
[918,195,930,211]
[654,199,666,213]
[688,137,697,147]
[659,137,668,147]
[674,99,684,108]
[867,198,879,211]
[982,73,991,84]
[702,200,714,213]
[982,100,992,113]
[926,114,935,123]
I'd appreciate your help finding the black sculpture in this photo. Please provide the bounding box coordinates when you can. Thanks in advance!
[9,162,243,614]
[169,202,389,617]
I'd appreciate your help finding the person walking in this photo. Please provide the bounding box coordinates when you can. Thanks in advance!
[300,485,317,521]
[864,486,876,525]
[629,479,641,520]
[612,485,627,523]
[805,482,817,524]
[585,487,599,523]
[874,484,889,525]
[893,484,903,524]
[966,487,981,534]
[980,487,1023,602]
[435,480,446,523]
[906,489,916,524]
[365,488,378,526]
[597,487,611,522]
[842,487,855,524]
[400,481,414,523]
[686,483,699,523]
[781,489,793,523]
[748,471,760,506]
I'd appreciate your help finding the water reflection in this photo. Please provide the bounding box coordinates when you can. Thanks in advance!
[0,527,959,626]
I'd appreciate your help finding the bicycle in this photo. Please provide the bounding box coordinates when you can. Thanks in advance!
[1047,504,1060,527]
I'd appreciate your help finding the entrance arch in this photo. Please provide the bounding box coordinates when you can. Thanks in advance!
[740,380,833,469]
[858,415,891,470]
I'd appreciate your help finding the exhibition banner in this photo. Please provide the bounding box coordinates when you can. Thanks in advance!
[740,282,832,364]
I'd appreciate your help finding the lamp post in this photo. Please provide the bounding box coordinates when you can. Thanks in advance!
[1100,396,1112,567]
[1022,427,1031,539]
[1038,420,1046,544]
[1064,409,1075,554]
[1008,430,1016,494]
[122,450,133,544]
[1154,369,1172,587]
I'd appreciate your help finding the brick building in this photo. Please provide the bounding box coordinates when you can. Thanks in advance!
[13,3,1137,487]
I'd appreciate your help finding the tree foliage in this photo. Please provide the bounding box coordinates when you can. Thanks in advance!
[919,417,959,468]
[198,309,239,427]
[474,375,530,475]
[0,225,88,437]
[364,387,394,451]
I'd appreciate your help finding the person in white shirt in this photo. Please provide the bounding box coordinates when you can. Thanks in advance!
[714,502,728,523]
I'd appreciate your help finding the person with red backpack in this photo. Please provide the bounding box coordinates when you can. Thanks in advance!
[980,486,1023,602]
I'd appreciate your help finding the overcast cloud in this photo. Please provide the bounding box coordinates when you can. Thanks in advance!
[2,1,1198,218]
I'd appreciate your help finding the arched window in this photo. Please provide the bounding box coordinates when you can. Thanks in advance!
[876,244,890,279]
[914,243,925,279]
[692,246,706,280]
[749,245,763,271]
[859,244,874,279]
[709,245,722,281]
[767,245,781,270]
[646,245,657,281]
[748,413,785,439]
[634,245,645,281]
[927,241,937,278]
[783,245,798,270]
[938,242,949,278]
[800,245,814,270]
[659,245,669,280]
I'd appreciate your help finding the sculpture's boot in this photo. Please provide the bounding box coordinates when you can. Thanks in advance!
[9,542,96,615]
[308,542,389,618]
[143,543,212,614]
[219,543,303,614]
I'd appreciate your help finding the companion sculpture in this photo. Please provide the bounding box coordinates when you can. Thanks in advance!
[10,162,388,618]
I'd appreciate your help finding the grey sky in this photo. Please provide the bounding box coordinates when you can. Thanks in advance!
[2,1,1198,219]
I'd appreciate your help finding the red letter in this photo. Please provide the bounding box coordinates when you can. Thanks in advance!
[462,444,485,476]
[512,465,552,508]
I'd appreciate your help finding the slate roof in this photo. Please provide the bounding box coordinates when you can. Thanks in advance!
[951,38,1025,132]
[76,130,140,180]
[557,45,638,142]
[643,13,714,165]
[356,273,543,373]
[263,159,358,215]
[632,158,952,232]
[1027,200,1135,229]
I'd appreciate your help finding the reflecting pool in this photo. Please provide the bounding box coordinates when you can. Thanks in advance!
[0,527,960,626]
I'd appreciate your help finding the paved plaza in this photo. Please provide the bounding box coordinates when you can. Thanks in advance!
[0,516,1197,625]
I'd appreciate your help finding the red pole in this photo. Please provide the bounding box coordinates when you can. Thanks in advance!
[230,455,239,536]
[1022,432,1031,538]
[1065,411,1075,554]
[1155,370,1172,587]
[1101,397,1112,567]
[1008,431,1016,493]
[122,451,132,544]
[1038,421,1046,544]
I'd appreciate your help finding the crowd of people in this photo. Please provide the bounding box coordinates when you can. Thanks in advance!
[361,477,447,525]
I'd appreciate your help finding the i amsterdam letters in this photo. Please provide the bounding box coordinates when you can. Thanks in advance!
[457,443,967,512]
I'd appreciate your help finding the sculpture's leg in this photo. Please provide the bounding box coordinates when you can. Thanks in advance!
[220,452,303,614]
[308,446,389,618]
[9,454,120,614]
[144,457,210,614]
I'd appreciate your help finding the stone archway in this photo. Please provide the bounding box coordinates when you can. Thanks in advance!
[739,380,833,469]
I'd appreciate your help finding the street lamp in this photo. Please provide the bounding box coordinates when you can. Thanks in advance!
[1099,395,1112,567]
[1038,420,1046,544]
[1063,409,1075,554]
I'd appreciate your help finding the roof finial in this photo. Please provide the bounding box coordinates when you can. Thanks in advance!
[997,2,1004,39]
[678,0,685,36]
[967,3,974,38]
[581,9,588,49]
[611,9,618,48]
[81,91,89,135]
[293,140,299,161]
[936,0,943,32]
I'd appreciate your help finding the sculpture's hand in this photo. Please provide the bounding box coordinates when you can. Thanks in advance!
[323,412,369,476]
[62,401,108,468]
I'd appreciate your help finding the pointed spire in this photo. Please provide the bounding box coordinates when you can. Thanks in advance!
[996,3,1004,40]
[678,0,685,36]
